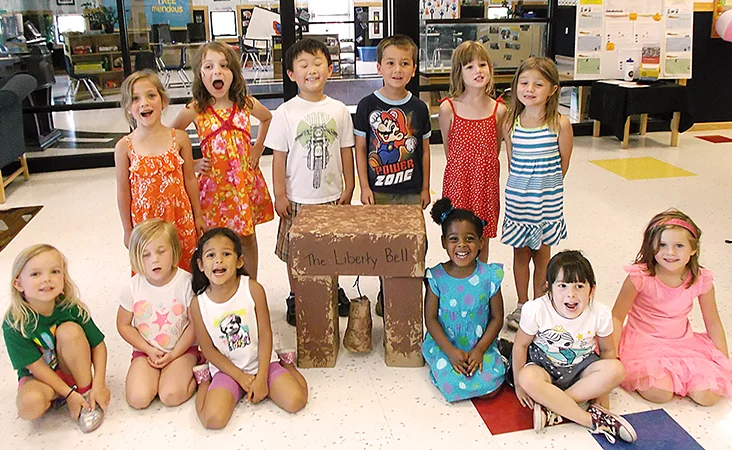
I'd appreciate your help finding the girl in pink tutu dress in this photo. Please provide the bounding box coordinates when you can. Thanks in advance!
[612,209,732,406]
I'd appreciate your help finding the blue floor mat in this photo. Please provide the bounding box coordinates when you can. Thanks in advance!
[591,409,703,449]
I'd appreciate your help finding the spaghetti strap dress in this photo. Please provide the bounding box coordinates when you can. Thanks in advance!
[441,97,502,238]
[196,104,274,235]
[500,117,566,249]
[127,129,197,272]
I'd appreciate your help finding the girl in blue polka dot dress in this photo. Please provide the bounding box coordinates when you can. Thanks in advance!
[422,198,506,402]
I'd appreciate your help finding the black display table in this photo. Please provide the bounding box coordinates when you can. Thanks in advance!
[589,80,694,148]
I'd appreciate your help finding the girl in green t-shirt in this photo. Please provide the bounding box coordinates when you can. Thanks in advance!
[3,244,108,433]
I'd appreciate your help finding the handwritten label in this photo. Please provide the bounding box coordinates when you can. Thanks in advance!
[303,248,409,271]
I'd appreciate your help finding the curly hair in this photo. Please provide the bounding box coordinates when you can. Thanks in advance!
[191,227,248,295]
[430,197,484,238]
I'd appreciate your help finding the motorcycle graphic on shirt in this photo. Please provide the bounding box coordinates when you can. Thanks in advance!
[295,112,339,189]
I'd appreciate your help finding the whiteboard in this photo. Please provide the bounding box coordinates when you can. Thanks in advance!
[574,0,694,80]
[245,7,280,41]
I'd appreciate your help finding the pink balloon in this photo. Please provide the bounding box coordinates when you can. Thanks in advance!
[716,10,732,42]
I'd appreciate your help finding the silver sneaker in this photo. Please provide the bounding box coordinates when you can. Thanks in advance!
[506,304,523,331]
[78,392,104,433]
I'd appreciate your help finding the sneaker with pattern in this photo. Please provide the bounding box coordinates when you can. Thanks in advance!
[588,403,637,444]
[533,403,564,433]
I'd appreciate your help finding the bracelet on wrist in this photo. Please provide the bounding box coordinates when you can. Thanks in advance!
[64,384,78,401]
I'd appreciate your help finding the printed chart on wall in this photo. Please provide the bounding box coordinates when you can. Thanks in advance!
[574,0,693,80]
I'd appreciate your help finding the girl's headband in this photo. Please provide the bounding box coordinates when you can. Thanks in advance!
[658,218,698,239]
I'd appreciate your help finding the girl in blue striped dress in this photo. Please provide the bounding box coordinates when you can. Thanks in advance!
[501,58,574,331]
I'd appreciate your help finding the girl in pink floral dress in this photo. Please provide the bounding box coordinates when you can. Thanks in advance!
[172,42,274,279]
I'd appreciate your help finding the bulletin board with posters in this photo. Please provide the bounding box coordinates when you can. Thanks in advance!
[574,0,694,80]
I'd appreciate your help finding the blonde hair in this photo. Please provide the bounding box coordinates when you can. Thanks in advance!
[507,57,561,133]
[120,70,169,128]
[191,41,253,113]
[449,41,495,98]
[129,219,182,276]
[5,244,90,338]
[635,209,702,288]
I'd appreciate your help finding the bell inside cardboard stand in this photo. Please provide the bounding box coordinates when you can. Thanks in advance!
[289,205,427,368]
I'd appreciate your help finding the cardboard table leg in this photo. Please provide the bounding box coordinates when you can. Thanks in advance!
[294,275,339,368]
[383,277,424,367]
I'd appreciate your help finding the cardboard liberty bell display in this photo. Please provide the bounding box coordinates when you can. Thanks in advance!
[289,205,426,368]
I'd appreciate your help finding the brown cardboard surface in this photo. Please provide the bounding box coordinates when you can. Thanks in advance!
[294,275,339,368]
[289,205,426,277]
[383,277,425,367]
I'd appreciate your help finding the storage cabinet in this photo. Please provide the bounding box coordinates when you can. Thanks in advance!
[63,32,150,98]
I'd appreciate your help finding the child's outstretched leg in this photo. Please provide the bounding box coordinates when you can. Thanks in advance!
[240,232,258,280]
[268,362,308,413]
[531,245,551,299]
[16,379,55,420]
[56,322,93,418]
[196,374,239,430]
[125,357,161,409]
[158,352,197,407]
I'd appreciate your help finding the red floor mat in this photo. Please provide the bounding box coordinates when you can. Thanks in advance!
[471,386,534,435]
[695,134,732,143]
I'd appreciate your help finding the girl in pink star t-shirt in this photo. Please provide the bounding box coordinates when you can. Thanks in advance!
[116,219,203,409]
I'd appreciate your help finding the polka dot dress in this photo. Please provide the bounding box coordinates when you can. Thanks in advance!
[441,97,502,238]
[422,261,507,402]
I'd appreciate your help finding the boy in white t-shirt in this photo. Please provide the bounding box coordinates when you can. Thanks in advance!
[264,38,356,326]
[511,251,637,444]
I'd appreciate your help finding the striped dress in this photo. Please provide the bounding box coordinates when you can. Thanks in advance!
[500,116,566,249]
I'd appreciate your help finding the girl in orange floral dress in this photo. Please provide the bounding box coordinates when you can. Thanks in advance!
[172,42,274,279]
[115,71,205,272]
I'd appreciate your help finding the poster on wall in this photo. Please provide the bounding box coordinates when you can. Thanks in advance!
[421,0,460,20]
[103,0,190,28]
[574,0,693,80]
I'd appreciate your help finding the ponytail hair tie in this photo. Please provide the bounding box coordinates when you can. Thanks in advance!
[440,206,455,223]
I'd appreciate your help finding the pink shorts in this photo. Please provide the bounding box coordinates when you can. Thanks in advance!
[208,362,288,402]
[131,346,205,365]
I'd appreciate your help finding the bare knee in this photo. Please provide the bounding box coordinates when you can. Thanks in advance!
[688,390,721,407]
[159,384,193,407]
[604,359,626,384]
[55,322,86,346]
[17,390,51,420]
[126,386,156,410]
[199,408,231,430]
[516,367,545,394]
[638,388,674,404]
[281,387,308,413]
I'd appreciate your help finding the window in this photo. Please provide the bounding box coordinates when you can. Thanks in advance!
[210,11,237,38]
[56,14,86,43]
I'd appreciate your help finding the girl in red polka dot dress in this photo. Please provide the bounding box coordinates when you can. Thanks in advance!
[439,41,507,262]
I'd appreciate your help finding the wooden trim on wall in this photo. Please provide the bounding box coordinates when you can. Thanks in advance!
[689,122,732,131]
[192,6,210,41]
[236,5,254,36]
[694,2,714,12]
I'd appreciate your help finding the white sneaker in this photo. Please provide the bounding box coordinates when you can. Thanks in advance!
[506,304,523,331]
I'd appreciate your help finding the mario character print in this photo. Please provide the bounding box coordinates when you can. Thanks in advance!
[368,108,419,188]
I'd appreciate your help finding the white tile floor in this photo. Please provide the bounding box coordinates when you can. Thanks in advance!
[1,126,732,449]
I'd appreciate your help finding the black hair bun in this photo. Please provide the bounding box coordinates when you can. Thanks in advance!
[430,197,454,225]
